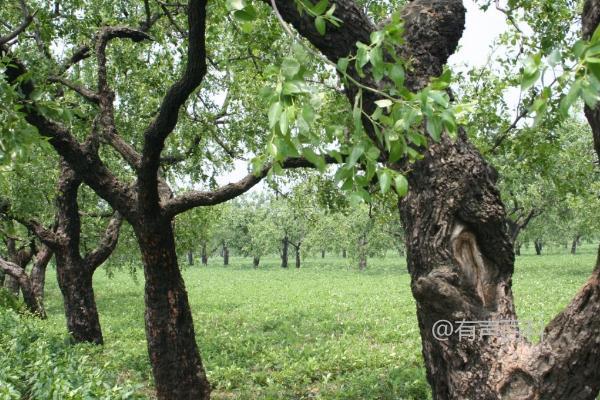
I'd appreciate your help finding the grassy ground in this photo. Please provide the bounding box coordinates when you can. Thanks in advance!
[31,244,599,399]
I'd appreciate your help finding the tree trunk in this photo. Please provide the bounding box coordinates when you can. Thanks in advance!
[187,250,194,265]
[295,245,301,269]
[55,254,103,344]
[135,221,210,400]
[201,242,208,265]
[3,271,20,296]
[30,245,52,310]
[281,236,289,268]
[535,238,543,255]
[358,235,367,271]
[253,256,260,268]
[223,243,229,266]
[321,249,325,258]
[267,1,600,398]
[342,249,347,258]
[515,241,521,256]
[571,234,581,255]
[0,257,46,318]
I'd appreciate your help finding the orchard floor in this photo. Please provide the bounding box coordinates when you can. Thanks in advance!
[29,245,600,398]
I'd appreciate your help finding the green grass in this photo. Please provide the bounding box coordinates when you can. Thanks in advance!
[9,244,600,399]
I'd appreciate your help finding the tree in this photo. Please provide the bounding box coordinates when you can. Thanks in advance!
[3,0,600,399]
[264,0,600,398]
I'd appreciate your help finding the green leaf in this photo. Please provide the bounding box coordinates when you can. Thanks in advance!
[315,16,326,35]
[279,108,289,134]
[426,116,442,142]
[302,148,325,171]
[347,144,365,168]
[312,0,329,15]
[337,57,349,74]
[389,64,405,88]
[281,58,301,78]
[268,102,283,129]
[378,169,391,194]
[233,7,257,22]
[394,174,409,197]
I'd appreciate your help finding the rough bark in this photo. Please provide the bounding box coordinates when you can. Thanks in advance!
[3,238,34,297]
[0,256,46,317]
[134,220,211,400]
[270,0,600,398]
[30,245,53,303]
[26,162,124,344]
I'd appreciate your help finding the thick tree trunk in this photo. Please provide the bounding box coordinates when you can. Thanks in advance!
[571,234,581,255]
[187,250,194,265]
[135,221,211,400]
[201,242,208,265]
[55,254,103,344]
[253,256,260,268]
[267,0,600,398]
[281,236,289,268]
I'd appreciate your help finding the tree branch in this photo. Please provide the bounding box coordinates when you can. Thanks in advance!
[0,0,35,45]
[139,0,208,212]
[83,213,124,270]
[163,155,338,216]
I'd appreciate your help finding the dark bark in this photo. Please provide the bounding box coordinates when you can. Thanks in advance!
[515,242,521,256]
[535,238,543,255]
[289,242,302,268]
[0,256,46,318]
[3,238,34,297]
[134,220,211,400]
[321,249,325,258]
[253,256,260,268]
[342,249,347,258]
[270,0,600,398]
[223,243,229,266]
[187,250,194,265]
[26,162,124,344]
[571,234,581,255]
[281,236,289,268]
[201,242,208,265]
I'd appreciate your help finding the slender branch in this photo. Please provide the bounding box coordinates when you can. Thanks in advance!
[48,76,100,104]
[0,0,35,45]
[163,155,338,217]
